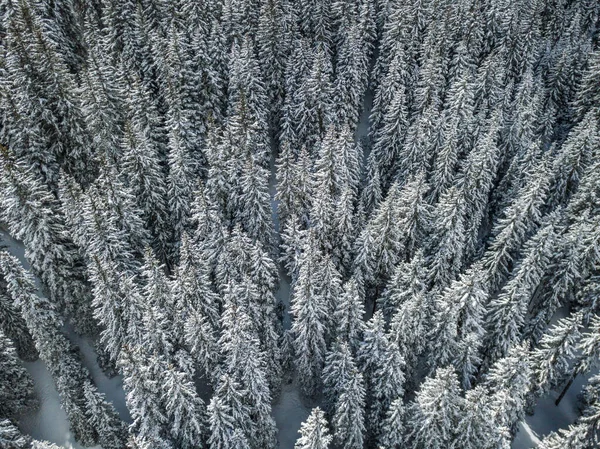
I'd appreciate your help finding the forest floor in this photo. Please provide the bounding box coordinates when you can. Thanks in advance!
[0,90,591,447]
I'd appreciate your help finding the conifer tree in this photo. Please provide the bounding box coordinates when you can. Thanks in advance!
[295,407,332,449]
[218,301,277,448]
[484,222,558,365]
[485,343,532,433]
[161,363,206,449]
[453,386,496,449]
[358,312,405,441]
[207,395,251,449]
[0,329,37,420]
[82,382,127,449]
[121,118,172,265]
[332,369,366,449]
[293,44,334,152]
[406,367,463,449]
[333,278,365,348]
[0,285,37,361]
[291,232,330,396]
[388,290,433,381]
[118,346,171,446]
[531,313,583,397]
[322,341,357,414]
[428,266,487,385]
[0,419,29,449]
[211,374,254,446]
[378,250,427,321]
[378,397,405,449]
[354,175,430,288]
[482,157,551,291]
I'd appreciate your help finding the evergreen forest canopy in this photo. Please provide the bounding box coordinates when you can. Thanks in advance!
[1,0,600,448]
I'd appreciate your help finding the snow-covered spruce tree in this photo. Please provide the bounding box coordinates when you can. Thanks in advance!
[167,122,196,256]
[332,368,366,449]
[481,155,552,292]
[484,343,532,434]
[236,153,275,251]
[77,25,125,166]
[226,37,270,164]
[0,282,38,361]
[139,248,176,358]
[378,397,405,449]
[86,251,145,364]
[333,21,370,129]
[0,329,37,420]
[207,394,251,449]
[118,345,173,447]
[121,116,172,266]
[526,214,600,342]
[430,67,477,202]
[0,419,30,449]
[278,38,312,152]
[547,110,599,206]
[218,300,277,448]
[189,178,227,272]
[358,312,405,443]
[572,49,600,121]
[2,0,95,185]
[81,382,127,449]
[211,373,254,446]
[295,407,332,449]
[484,220,558,367]
[0,252,124,447]
[333,278,365,349]
[377,250,427,321]
[388,288,434,384]
[174,232,220,331]
[453,386,497,449]
[161,362,206,449]
[256,0,294,125]
[275,141,313,231]
[322,341,358,415]
[291,231,331,396]
[354,174,430,292]
[530,312,583,398]
[428,266,487,387]
[93,164,151,261]
[214,228,282,384]
[291,44,334,153]
[426,186,467,290]
[406,367,463,449]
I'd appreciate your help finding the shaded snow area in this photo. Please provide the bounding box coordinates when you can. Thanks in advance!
[273,382,312,449]
[1,227,129,448]
[66,330,131,423]
[512,371,595,449]
[17,360,100,449]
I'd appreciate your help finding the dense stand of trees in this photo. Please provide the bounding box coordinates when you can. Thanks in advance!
[0,0,600,448]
